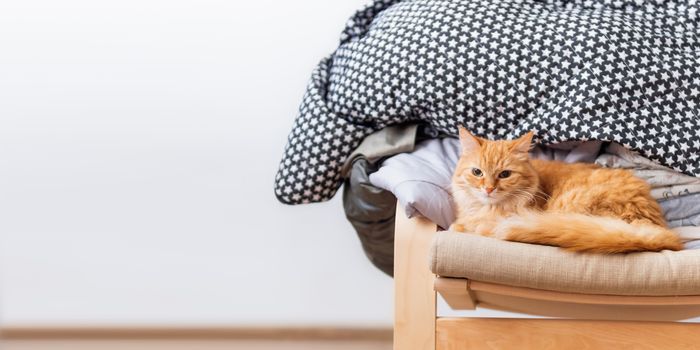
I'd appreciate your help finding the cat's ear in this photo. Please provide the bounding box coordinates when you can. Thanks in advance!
[458,126,481,154]
[512,131,534,154]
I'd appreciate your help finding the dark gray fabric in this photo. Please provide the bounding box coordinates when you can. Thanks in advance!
[341,123,419,177]
[342,123,437,275]
[343,159,397,276]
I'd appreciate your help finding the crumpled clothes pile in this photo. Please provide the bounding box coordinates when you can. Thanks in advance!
[368,136,700,244]
[342,125,700,275]
[597,143,700,201]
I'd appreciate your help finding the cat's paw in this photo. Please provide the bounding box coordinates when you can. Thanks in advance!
[489,222,513,240]
[474,222,497,237]
[489,227,510,240]
[450,223,466,232]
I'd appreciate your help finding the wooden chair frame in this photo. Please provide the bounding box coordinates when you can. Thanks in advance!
[393,205,700,349]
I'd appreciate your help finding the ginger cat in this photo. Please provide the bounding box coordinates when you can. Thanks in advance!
[451,126,683,253]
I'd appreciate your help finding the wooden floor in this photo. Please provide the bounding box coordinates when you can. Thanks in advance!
[2,339,392,350]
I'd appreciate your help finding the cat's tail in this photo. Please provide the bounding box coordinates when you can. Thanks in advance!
[492,212,683,253]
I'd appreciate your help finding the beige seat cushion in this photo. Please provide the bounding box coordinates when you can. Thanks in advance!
[430,231,700,296]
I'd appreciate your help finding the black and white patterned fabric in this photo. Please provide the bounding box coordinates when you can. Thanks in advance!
[275,0,700,205]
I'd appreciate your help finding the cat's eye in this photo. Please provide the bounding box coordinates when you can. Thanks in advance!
[498,170,511,179]
[471,168,483,177]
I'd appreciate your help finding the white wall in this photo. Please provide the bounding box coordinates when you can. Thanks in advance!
[0,0,394,326]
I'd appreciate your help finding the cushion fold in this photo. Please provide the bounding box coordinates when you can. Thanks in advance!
[430,231,700,296]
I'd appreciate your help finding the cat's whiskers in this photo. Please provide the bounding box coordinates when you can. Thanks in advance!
[507,189,538,206]
[507,193,532,206]
[515,187,548,202]
[533,189,550,201]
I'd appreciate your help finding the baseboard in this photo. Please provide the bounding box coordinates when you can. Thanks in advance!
[0,326,392,341]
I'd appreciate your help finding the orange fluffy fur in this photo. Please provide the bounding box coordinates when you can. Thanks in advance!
[450,126,683,253]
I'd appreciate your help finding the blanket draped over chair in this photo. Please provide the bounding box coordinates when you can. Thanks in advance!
[274,0,700,205]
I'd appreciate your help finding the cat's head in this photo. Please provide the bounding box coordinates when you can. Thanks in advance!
[452,126,538,205]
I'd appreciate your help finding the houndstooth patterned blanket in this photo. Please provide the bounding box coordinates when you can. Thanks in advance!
[275,0,700,205]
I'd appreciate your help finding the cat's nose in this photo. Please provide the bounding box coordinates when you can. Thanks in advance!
[485,187,495,194]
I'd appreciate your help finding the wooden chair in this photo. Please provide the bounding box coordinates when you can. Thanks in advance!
[393,205,700,349]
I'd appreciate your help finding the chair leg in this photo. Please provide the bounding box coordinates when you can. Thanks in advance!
[394,205,437,350]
